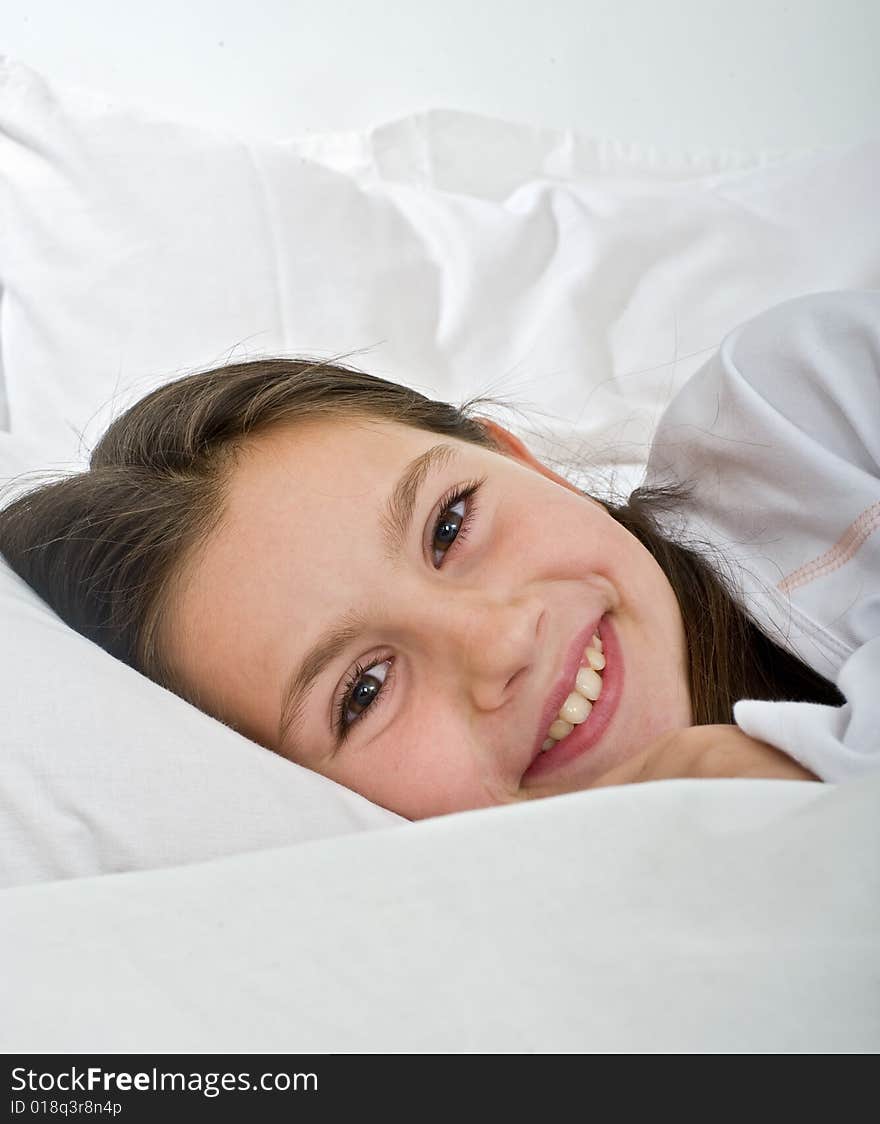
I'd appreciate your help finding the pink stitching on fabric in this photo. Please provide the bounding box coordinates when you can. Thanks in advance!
[778,500,880,594]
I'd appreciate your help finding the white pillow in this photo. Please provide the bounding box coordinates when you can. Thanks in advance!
[3,57,877,484]
[0,431,405,889]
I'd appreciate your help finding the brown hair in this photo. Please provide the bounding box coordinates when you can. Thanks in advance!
[0,356,843,744]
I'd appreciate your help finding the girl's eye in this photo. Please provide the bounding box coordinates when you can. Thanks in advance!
[429,479,482,567]
[335,657,393,738]
[333,478,484,740]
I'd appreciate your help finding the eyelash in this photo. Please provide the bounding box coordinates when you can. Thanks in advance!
[333,478,485,741]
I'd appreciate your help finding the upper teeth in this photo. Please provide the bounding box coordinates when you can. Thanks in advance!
[540,632,605,752]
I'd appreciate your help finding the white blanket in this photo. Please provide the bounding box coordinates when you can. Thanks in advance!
[4,773,878,1053]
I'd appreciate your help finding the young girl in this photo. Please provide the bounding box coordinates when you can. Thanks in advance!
[1,289,876,819]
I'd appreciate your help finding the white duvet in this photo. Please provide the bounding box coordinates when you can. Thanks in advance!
[1,58,878,1051]
[4,774,879,1053]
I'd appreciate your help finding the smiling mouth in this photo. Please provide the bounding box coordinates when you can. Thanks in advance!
[522,613,622,782]
[537,630,605,751]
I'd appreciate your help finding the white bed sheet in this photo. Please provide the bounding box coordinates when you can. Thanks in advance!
[3,772,878,1053]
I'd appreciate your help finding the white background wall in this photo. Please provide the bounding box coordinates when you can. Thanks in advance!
[2,0,878,152]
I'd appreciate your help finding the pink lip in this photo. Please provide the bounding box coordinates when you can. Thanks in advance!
[522,613,623,782]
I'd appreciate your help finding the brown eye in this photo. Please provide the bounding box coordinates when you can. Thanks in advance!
[432,498,466,562]
[430,481,482,567]
[336,659,391,737]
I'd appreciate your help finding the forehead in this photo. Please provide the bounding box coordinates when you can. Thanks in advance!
[173,413,438,612]
[204,415,452,594]
[179,412,483,611]
[229,414,439,489]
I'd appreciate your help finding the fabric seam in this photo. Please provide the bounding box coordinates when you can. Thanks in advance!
[777,501,880,594]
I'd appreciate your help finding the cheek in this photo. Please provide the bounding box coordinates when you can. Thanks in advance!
[549,505,625,580]
[333,721,491,819]
[514,487,601,558]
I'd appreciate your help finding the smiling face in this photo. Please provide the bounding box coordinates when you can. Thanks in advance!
[165,414,693,819]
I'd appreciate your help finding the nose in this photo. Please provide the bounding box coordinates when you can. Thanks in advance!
[408,587,544,712]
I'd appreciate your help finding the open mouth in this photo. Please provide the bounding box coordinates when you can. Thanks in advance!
[522,613,623,782]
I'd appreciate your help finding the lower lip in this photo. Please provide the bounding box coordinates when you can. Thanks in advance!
[522,613,623,782]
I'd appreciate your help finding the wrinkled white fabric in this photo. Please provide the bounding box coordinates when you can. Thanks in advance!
[646,290,880,782]
[2,772,878,1052]
[1,57,878,502]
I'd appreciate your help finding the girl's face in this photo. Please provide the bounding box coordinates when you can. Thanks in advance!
[168,415,692,818]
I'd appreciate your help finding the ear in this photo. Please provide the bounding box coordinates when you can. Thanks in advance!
[478,417,539,464]
[477,417,593,498]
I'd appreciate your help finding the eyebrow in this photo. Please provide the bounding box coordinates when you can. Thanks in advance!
[276,442,461,754]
